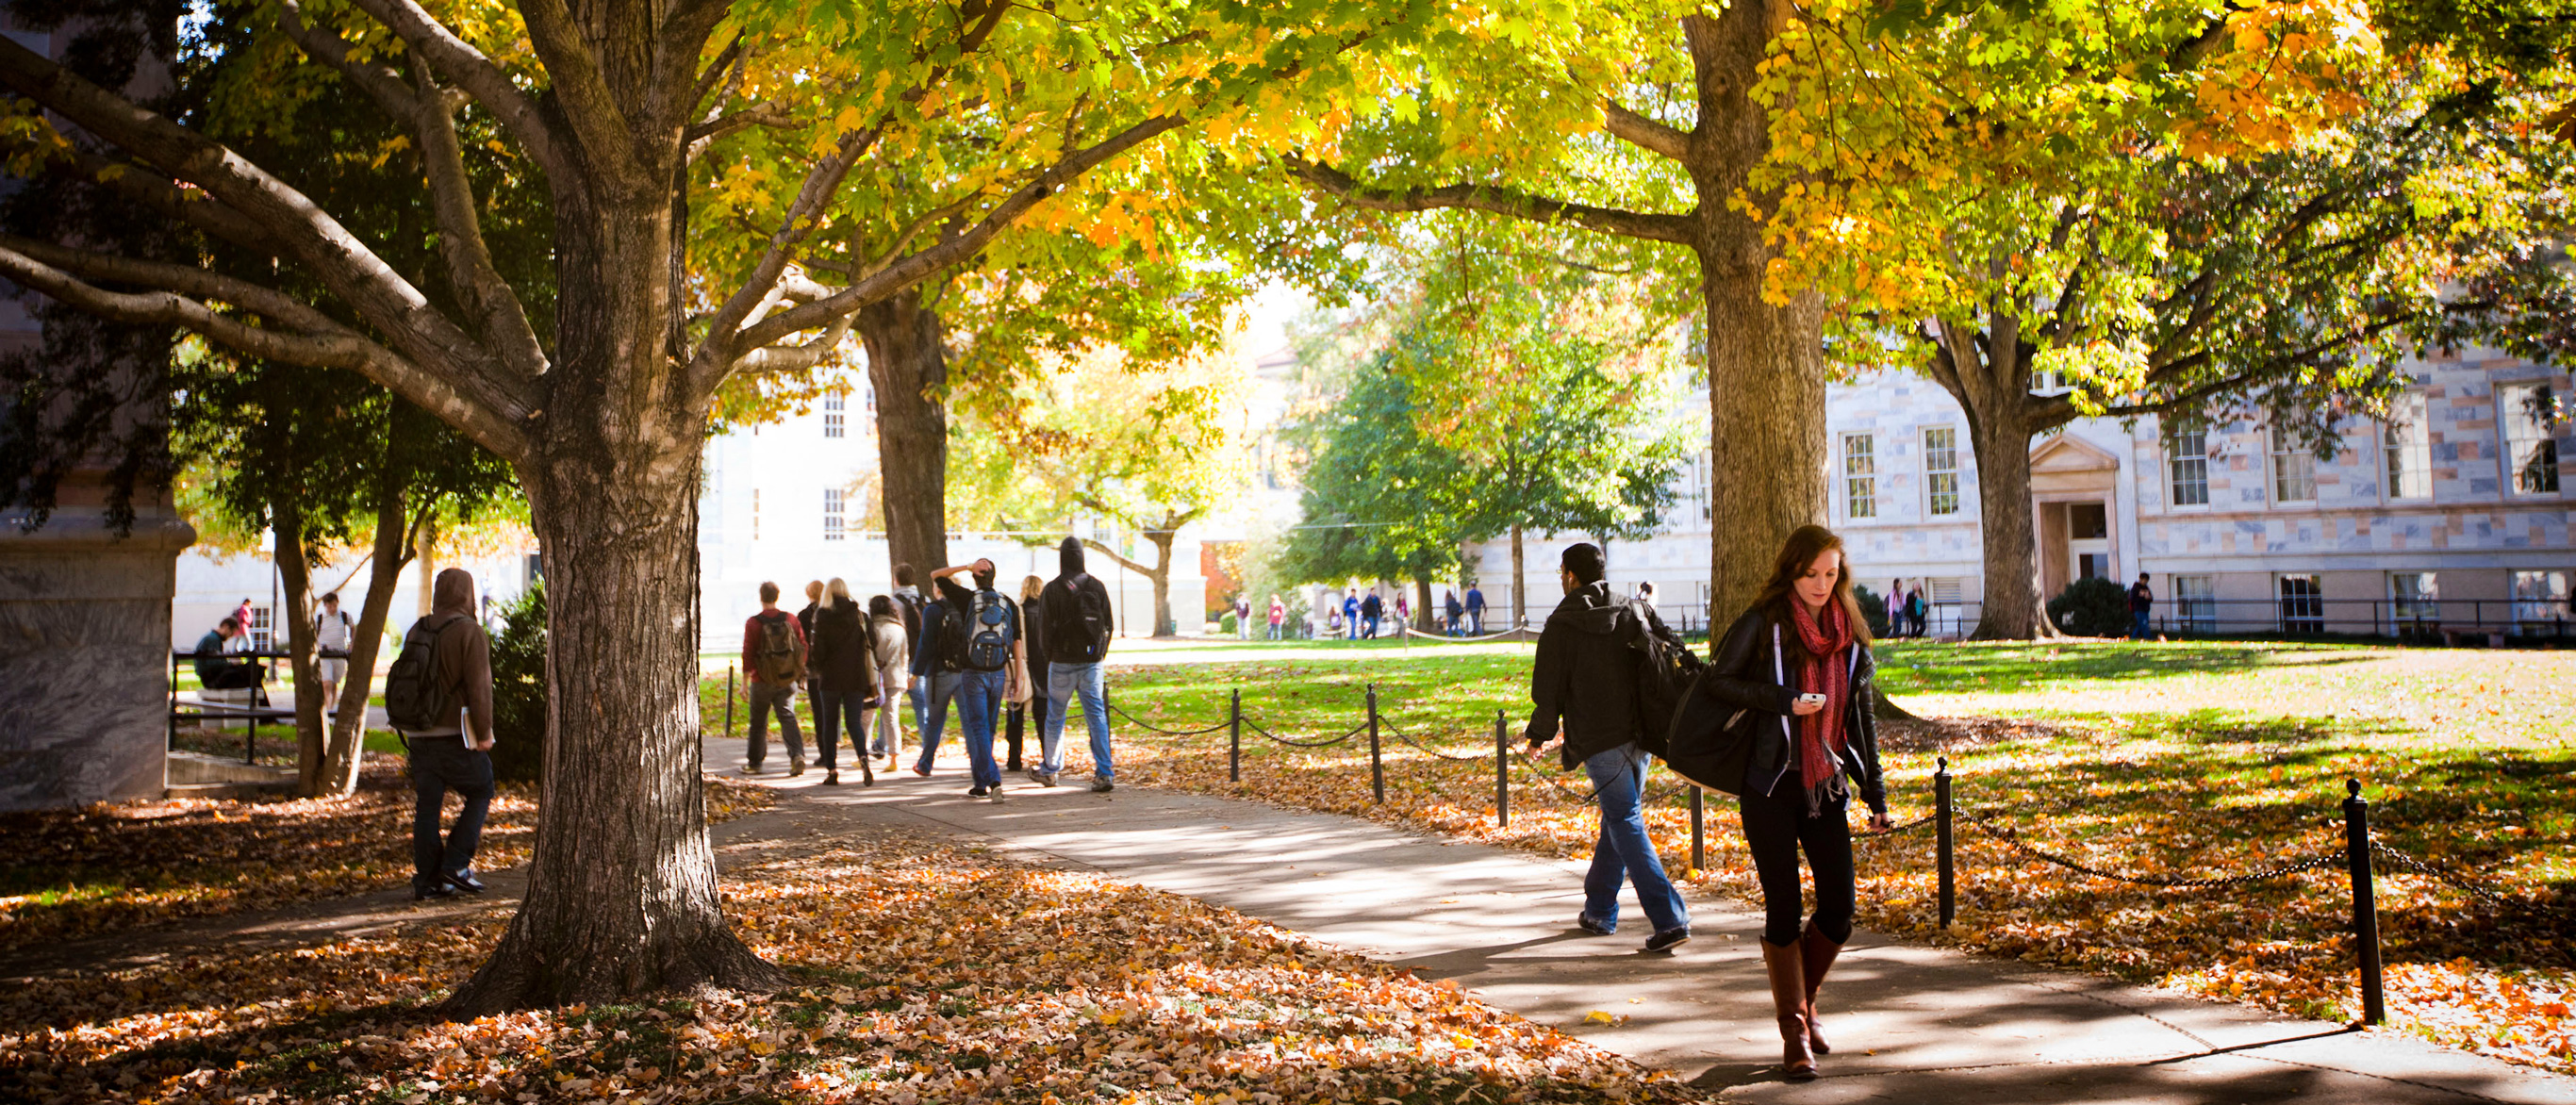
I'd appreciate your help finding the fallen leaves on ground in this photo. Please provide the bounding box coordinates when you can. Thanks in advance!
[0,831,1702,1105]
[1104,642,2576,1076]
[0,759,774,955]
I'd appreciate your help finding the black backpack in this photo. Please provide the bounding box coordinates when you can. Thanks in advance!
[947,589,1013,672]
[1624,601,1701,757]
[1049,575,1114,664]
[385,613,467,733]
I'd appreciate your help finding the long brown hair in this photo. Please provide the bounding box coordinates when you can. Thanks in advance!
[1752,524,1874,655]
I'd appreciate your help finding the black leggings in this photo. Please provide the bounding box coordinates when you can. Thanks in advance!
[1742,783,1856,947]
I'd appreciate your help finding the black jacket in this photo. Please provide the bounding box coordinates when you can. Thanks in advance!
[1020,593,1049,668]
[1526,581,1668,769]
[807,598,876,695]
[1041,537,1114,662]
[1701,605,1887,814]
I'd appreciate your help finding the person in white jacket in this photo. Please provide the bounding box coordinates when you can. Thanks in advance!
[866,595,910,764]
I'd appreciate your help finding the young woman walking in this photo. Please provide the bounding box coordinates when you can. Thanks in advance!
[1704,525,1893,1081]
[1002,574,1051,774]
[866,596,910,764]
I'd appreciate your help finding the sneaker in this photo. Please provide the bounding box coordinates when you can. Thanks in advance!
[444,869,487,894]
[1025,767,1048,784]
[988,787,1007,803]
[742,763,765,776]
[1644,926,1692,953]
[822,770,840,786]
[1576,913,1614,936]
[1089,777,1115,794]
[1039,770,1060,787]
[967,786,990,798]
[911,766,933,778]
[789,758,806,777]
[414,882,457,902]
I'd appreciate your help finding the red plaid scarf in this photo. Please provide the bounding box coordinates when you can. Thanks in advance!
[1788,597,1853,809]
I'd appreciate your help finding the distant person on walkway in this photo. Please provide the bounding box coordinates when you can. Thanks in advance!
[805,578,879,786]
[1526,542,1693,956]
[1235,596,1253,640]
[1326,607,1343,637]
[1905,585,1927,638]
[741,581,809,776]
[1004,574,1051,774]
[866,595,910,763]
[1886,581,1905,635]
[230,598,256,651]
[1701,524,1892,1081]
[1041,536,1117,792]
[1361,589,1384,639]
[920,559,1023,800]
[314,591,353,716]
[892,563,929,745]
[2129,573,2155,640]
[397,568,497,901]
[192,617,266,691]
[796,579,825,643]
[1342,588,1361,640]
[1268,594,1286,640]
[1394,591,1411,634]
[1444,588,1463,635]
[1464,584,1487,634]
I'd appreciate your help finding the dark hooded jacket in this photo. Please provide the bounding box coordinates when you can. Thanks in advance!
[1041,536,1115,663]
[413,568,495,744]
[1525,580,1667,769]
[1699,604,1887,815]
[807,597,877,695]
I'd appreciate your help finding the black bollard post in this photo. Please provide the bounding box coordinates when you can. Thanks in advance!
[2345,779,2386,1026]
[725,664,736,740]
[1494,711,1510,828]
[1690,786,1705,873]
[1367,684,1384,804]
[1937,755,1956,929]
[1229,688,1242,783]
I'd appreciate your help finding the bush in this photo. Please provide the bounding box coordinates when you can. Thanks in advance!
[488,582,548,783]
[1852,585,1891,638]
[2047,576,2132,637]
[1218,611,1238,636]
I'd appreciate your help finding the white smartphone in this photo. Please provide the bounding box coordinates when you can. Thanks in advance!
[1796,692,1827,706]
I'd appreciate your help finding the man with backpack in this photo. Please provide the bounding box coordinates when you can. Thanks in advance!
[385,568,497,901]
[911,559,1023,800]
[1525,543,1692,952]
[1038,536,1117,792]
[314,591,354,716]
[741,581,809,776]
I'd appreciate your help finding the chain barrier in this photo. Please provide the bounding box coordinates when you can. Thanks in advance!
[1377,718,1494,763]
[1243,716,1368,749]
[1855,812,1940,846]
[2369,840,2513,905]
[1959,809,2344,889]
[1103,698,1234,738]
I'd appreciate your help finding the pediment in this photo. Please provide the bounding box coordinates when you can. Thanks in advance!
[2028,434,2121,473]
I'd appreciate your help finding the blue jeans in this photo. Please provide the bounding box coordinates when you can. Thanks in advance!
[912,671,962,774]
[1581,744,1689,934]
[1043,660,1112,780]
[809,685,859,771]
[2132,611,2152,639]
[907,675,929,741]
[409,736,493,892]
[955,668,1005,789]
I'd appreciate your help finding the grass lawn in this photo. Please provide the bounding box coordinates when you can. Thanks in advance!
[1098,639,2576,1075]
[0,830,1692,1105]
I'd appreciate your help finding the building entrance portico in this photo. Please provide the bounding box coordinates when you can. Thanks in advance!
[2029,435,2123,600]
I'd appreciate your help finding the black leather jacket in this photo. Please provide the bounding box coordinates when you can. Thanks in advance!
[1701,605,1888,814]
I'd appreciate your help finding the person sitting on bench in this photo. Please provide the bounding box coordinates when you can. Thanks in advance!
[193,617,268,693]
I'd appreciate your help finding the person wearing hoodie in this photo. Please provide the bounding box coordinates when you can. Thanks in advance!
[1699,524,1893,1081]
[866,595,911,762]
[1525,543,1692,954]
[405,568,497,901]
[1038,536,1116,791]
[805,578,880,786]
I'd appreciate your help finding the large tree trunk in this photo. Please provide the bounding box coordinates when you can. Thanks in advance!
[1509,523,1526,629]
[1938,317,2057,640]
[1685,6,1829,623]
[315,471,420,796]
[1144,530,1175,636]
[1414,576,1434,631]
[273,504,327,796]
[445,189,779,1014]
[413,513,440,618]
[860,286,949,580]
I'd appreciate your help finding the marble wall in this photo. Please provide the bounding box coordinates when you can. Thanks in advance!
[0,508,195,811]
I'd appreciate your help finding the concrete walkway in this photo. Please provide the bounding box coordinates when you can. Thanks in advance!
[724,738,2576,1105]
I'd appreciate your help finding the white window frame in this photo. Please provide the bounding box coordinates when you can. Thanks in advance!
[822,393,846,439]
[1841,433,1877,520]
[751,487,762,542]
[822,487,845,541]
[2501,383,2563,496]
[2382,393,2432,501]
[2166,429,2210,508]
[1923,426,1961,517]
[2512,570,2570,633]
[2174,574,2216,633]
[2276,573,2323,634]
[2269,429,2317,504]
[2389,571,2438,621]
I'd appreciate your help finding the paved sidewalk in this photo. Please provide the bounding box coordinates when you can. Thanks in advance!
[725,741,2576,1105]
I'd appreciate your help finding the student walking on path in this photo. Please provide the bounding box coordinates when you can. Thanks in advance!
[1701,524,1893,1081]
[892,564,929,742]
[742,581,809,776]
[804,579,879,786]
[1360,589,1384,640]
[1464,584,1487,634]
[1267,594,1286,640]
[1525,543,1692,955]
[2129,572,2155,640]
[1039,536,1117,792]
[391,568,497,901]
[313,591,353,716]
[916,560,1025,800]
[1444,588,1463,635]
[1341,589,1361,640]
[866,595,910,764]
[1003,574,1051,773]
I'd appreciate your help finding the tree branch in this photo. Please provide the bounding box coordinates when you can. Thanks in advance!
[1283,157,1695,245]
[685,124,884,392]
[1077,536,1152,579]
[0,239,533,464]
[733,312,855,373]
[336,0,564,177]
[61,148,278,255]
[511,0,644,186]
[277,0,420,116]
[1603,98,1691,161]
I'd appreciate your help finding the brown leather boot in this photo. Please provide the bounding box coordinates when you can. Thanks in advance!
[1762,939,1817,1080]
[1800,922,1844,1055]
